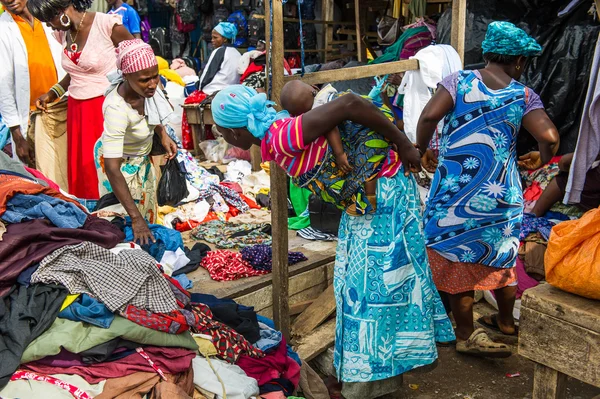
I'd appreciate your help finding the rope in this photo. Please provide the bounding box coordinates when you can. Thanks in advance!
[297,0,306,76]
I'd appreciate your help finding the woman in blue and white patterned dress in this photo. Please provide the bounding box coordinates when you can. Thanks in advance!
[416,22,559,357]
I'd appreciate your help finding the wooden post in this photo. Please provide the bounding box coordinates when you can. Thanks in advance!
[269,0,291,341]
[450,0,467,65]
[354,0,364,62]
[533,364,567,399]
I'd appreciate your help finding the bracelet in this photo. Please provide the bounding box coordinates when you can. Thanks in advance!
[415,144,426,157]
[50,87,61,100]
[51,83,66,98]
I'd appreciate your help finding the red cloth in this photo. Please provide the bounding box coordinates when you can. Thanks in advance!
[220,181,243,193]
[236,337,301,387]
[523,181,543,201]
[240,61,265,83]
[24,167,61,192]
[201,250,269,281]
[23,346,196,384]
[181,91,208,150]
[67,96,103,199]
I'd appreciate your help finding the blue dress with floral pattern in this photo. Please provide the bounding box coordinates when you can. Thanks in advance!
[423,71,526,268]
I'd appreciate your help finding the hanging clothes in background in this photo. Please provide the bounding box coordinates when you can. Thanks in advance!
[408,0,427,23]
[565,32,600,205]
[398,44,462,143]
[369,26,430,65]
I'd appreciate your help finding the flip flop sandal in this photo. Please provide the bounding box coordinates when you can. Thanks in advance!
[477,314,519,336]
[456,328,512,358]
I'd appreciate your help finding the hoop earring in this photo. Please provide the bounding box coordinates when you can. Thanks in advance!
[60,13,71,27]
[516,65,521,70]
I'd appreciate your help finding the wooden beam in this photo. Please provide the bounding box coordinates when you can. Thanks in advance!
[295,319,336,361]
[283,59,419,85]
[265,0,271,95]
[289,300,315,316]
[533,364,567,399]
[250,14,355,25]
[269,0,290,342]
[354,0,364,62]
[291,284,335,337]
[450,0,467,65]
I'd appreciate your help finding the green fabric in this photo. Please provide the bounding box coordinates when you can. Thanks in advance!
[21,316,198,363]
[370,26,429,65]
[288,178,312,230]
[408,0,426,23]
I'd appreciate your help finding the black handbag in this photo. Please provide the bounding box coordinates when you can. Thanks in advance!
[377,0,401,46]
[308,194,342,235]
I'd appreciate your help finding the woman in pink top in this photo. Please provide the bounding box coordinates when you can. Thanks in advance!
[29,0,133,199]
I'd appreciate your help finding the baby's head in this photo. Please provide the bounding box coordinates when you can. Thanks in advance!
[280,80,317,116]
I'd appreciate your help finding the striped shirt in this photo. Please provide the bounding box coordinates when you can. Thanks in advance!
[101,88,155,159]
[261,115,329,177]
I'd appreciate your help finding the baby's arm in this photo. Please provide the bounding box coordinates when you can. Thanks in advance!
[325,127,352,174]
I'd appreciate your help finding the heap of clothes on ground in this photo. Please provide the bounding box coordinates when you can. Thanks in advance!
[0,151,316,399]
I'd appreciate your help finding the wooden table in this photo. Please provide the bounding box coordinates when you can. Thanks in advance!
[519,284,600,398]
[183,103,262,170]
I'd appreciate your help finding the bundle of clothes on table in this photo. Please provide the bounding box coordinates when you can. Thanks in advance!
[0,152,322,399]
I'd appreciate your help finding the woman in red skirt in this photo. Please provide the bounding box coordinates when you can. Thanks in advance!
[29,0,133,199]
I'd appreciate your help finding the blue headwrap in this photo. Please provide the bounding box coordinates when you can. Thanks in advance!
[214,22,238,41]
[212,85,289,140]
[482,21,542,57]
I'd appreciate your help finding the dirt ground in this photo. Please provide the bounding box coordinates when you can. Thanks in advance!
[391,302,600,399]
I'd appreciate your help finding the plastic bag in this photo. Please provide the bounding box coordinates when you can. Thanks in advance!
[199,138,229,162]
[545,208,600,300]
[157,158,189,206]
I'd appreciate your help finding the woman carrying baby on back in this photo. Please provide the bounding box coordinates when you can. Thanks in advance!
[211,83,455,399]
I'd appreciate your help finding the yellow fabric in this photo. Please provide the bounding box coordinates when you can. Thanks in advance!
[260,162,270,174]
[12,14,57,110]
[192,335,218,357]
[27,98,69,191]
[545,207,600,300]
[156,56,169,71]
[159,69,185,86]
[157,205,177,225]
[60,294,80,311]
[257,188,270,196]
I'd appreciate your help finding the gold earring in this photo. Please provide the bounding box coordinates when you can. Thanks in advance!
[516,65,521,70]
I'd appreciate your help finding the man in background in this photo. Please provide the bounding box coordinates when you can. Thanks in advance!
[0,0,65,166]
[107,0,141,38]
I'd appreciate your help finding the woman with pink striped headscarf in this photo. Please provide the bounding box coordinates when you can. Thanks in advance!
[94,39,177,245]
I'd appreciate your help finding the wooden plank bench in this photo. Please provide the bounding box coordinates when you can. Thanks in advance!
[518,284,600,398]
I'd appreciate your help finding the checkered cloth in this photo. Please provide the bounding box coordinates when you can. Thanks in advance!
[31,242,177,313]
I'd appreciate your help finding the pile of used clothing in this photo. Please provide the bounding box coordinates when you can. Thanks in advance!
[0,152,320,399]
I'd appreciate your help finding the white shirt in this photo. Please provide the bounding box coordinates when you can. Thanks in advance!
[0,12,65,141]
[199,46,242,95]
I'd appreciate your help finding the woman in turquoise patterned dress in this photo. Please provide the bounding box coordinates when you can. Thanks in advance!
[212,84,455,398]
[416,22,559,357]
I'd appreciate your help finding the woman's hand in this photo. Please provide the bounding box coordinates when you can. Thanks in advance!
[36,91,58,112]
[421,148,438,173]
[158,127,178,160]
[132,217,155,246]
[518,151,543,170]
[398,142,423,176]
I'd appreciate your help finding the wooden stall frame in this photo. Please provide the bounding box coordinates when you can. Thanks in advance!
[266,0,467,340]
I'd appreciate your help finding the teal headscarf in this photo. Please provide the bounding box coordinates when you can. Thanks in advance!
[214,22,238,41]
[482,21,542,57]
[212,85,289,140]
